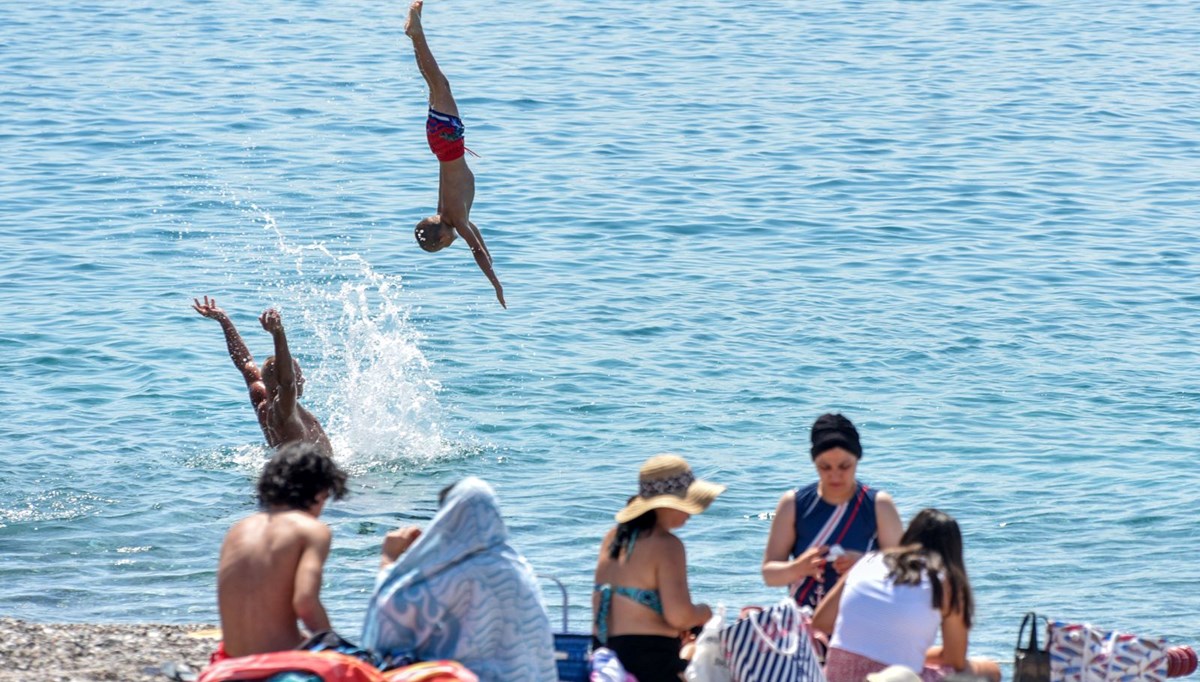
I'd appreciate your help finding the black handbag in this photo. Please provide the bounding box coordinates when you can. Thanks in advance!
[1013,611,1050,682]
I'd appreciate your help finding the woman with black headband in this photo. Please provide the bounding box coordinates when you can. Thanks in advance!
[761,413,904,610]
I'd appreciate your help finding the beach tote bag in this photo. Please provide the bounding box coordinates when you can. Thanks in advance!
[1048,622,1167,682]
[719,598,826,682]
[1014,612,1050,682]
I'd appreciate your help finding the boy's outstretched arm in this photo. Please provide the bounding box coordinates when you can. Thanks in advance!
[194,297,257,382]
[194,296,269,407]
[458,224,505,308]
[260,309,299,418]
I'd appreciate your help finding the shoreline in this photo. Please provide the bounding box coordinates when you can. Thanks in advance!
[0,618,218,681]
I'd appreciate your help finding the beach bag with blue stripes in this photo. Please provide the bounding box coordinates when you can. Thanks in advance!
[719,598,826,682]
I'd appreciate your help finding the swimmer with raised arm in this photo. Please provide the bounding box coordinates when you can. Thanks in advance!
[193,296,332,454]
[405,0,506,308]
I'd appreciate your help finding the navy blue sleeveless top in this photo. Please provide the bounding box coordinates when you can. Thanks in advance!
[790,480,878,609]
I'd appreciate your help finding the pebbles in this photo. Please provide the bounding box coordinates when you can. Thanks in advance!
[0,618,218,681]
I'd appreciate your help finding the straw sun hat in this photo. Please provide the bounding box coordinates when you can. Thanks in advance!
[614,454,726,523]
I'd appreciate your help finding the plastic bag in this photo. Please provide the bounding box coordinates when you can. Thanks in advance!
[590,647,637,682]
[686,605,732,682]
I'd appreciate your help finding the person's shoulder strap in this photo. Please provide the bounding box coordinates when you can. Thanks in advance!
[858,480,878,502]
[830,484,869,546]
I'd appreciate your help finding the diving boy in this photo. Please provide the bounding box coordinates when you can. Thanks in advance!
[406,0,506,308]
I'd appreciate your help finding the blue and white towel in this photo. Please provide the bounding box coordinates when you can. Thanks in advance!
[361,477,558,682]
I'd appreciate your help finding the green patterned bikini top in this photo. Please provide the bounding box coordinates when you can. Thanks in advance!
[593,530,665,645]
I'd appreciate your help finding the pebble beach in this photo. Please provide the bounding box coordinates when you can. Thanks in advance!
[0,619,217,682]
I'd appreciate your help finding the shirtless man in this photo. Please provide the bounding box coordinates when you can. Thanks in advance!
[216,442,348,658]
[406,0,506,308]
[193,296,332,455]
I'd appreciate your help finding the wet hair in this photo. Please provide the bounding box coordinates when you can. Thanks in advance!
[883,508,974,628]
[257,442,348,511]
[608,495,657,559]
[261,356,303,390]
[414,218,451,253]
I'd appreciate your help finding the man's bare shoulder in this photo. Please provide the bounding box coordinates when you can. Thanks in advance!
[223,511,267,540]
[222,510,329,553]
[249,380,269,406]
[273,511,333,553]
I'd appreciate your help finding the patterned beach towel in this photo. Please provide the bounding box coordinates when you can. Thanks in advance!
[361,478,558,682]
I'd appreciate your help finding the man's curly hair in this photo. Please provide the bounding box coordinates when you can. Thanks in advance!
[257,442,348,510]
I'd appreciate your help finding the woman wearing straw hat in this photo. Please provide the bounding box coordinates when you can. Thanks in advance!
[592,454,724,682]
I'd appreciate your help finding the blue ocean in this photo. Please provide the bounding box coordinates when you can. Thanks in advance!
[2,0,1198,667]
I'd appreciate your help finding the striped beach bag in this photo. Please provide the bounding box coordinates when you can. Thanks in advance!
[719,598,826,682]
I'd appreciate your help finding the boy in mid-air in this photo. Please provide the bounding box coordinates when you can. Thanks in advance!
[214,442,348,659]
[406,0,506,308]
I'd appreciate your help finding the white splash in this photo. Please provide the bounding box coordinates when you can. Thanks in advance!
[206,198,451,469]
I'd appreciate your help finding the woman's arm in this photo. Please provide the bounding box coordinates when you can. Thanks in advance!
[874,491,904,549]
[762,491,827,586]
[656,535,711,630]
[932,574,1001,682]
[810,572,848,636]
[938,577,970,671]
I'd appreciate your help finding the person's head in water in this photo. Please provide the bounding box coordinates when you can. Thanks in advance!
[257,442,348,513]
[415,216,456,252]
[261,355,305,397]
[809,413,862,497]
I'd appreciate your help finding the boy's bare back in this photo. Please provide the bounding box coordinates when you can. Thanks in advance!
[217,509,332,657]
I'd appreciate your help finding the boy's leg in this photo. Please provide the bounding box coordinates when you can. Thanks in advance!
[405,0,458,117]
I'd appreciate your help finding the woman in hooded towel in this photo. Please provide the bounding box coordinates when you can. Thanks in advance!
[361,477,558,682]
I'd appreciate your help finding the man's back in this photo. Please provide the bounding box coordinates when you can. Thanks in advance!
[258,400,333,455]
[217,510,332,657]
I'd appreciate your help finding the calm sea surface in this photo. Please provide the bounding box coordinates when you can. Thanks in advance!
[2,0,1198,665]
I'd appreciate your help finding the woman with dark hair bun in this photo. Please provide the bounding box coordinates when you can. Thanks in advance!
[762,413,904,609]
[812,509,1000,682]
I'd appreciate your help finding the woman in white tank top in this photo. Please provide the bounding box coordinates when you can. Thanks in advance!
[811,509,1000,682]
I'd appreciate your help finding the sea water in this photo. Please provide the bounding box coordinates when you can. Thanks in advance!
[2,0,1198,665]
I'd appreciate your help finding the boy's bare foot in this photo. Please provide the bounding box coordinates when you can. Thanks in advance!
[404,0,424,38]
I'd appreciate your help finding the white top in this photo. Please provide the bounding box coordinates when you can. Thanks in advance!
[829,552,942,672]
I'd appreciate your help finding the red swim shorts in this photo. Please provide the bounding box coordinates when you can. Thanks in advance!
[426,108,466,162]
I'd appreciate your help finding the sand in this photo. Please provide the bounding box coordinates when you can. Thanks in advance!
[0,618,218,682]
